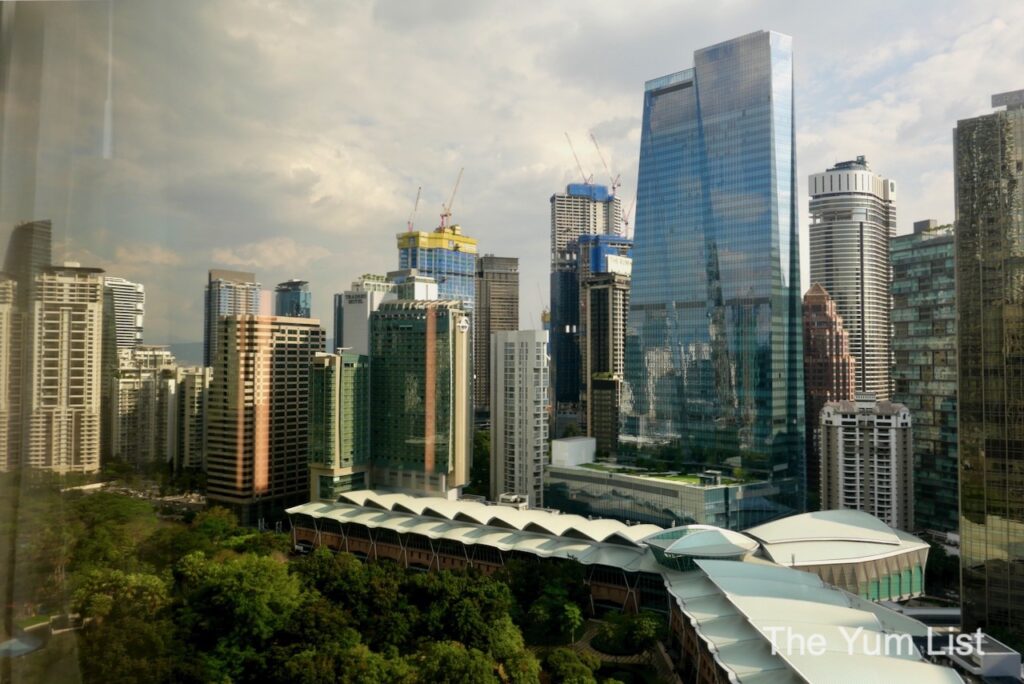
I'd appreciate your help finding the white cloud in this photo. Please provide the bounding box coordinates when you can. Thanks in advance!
[211,237,330,270]
[3,0,1021,342]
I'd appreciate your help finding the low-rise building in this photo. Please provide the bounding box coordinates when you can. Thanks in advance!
[544,460,790,530]
[288,492,958,684]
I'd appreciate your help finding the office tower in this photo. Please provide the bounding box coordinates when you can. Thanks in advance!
[809,156,896,400]
[390,270,439,301]
[308,352,370,502]
[334,274,395,354]
[550,185,622,415]
[106,346,177,465]
[205,315,325,525]
[956,89,1024,640]
[891,220,957,534]
[370,300,471,496]
[3,219,52,311]
[203,269,261,367]
[473,255,519,416]
[802,284,856,510]
[172,365,211,471]
[25,264,105,473]
[623,31,804,515]
[396,224,477,310]
[582,270,631,456]
[103,276,145,350]
[0,276,15,470]
[577,235,632,433]
[490,330,549,505]
[275,279,311,318]
[820,394,913,530]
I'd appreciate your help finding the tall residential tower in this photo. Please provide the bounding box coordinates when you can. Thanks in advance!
[809,156,896,399]
[203,269,262,367]
[490,330,549,505]
[25,264,105,473]
[103,276,145,350]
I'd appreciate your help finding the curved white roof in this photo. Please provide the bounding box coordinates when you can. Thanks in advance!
[691,560,964,684]
[742,510,930,567]
[331,490,656,545]
[663,526,759,558]
[288,495,963,684]
[744,510,901,545]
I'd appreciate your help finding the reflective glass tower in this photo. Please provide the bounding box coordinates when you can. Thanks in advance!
[956,89,1024,643]
[275,279,312,318]
[623,31,804,515]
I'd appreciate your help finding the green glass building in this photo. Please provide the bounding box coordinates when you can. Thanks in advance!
[891,220,957,534]
[956,89,1024,643]
[308,351,370,501]
[369,300,471,495]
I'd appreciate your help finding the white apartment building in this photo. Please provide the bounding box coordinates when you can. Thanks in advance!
[490,330,549,506]
[809,156,896,399]
[820,393,913,530]
[25,264,105,473]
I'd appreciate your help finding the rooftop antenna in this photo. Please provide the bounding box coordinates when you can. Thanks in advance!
[406,186,422,232]
[589,132,620,195]
[439,167,464,229]
[564,132,592,184]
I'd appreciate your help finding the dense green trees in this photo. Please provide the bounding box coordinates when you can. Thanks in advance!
[4,480,629,683]
[465,429,492,496]
[591,611,665,656]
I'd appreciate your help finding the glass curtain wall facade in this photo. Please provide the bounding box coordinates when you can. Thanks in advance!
[308,352,369,501]
[369,300,471,495]
[623,31,804,516]
[891,222,957,534]
[956,90,1024,643]
[275,279,312,318]
[396,225,477,311]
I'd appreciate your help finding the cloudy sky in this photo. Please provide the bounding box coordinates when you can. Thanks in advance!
[1,0,1022,358]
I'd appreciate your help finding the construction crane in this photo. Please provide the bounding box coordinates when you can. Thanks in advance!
[406,186,422,232]
[621,194,637,237]
[564,132,593,185]
[589,132,621,195]
[439,167,464,229]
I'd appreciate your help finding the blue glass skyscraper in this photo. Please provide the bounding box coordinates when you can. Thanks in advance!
[623,31,804,515]
[396,225,477,311]
[275,279,312,318]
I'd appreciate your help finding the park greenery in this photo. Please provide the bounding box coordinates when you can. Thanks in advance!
[1,474,644,683]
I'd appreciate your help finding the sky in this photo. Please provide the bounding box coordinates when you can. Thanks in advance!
[1,0,1022,357]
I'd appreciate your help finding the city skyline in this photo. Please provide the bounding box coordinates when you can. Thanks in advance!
[2,1,1022,348]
